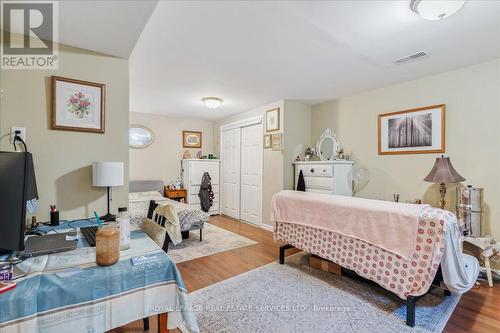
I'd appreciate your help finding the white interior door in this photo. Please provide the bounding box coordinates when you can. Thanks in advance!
[221,127,241,219]
[240,123,263,225]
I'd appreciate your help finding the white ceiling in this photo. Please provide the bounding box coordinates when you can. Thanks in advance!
[129,1,497,120]
[25,0,158,58]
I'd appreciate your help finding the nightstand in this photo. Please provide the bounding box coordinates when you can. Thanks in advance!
[164,187,187,203]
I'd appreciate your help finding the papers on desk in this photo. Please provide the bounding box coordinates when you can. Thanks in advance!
[65,234,80,241]
[131,253,159,266]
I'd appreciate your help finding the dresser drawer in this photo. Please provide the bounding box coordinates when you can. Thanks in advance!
[296,164,333,177]
[304,177,334,190]
[165,190,187,199]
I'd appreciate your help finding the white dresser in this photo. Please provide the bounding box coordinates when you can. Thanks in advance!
[293,160,354,196]
[182,159,220,215]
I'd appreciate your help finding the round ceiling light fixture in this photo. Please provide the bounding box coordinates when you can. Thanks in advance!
[201,97,223,109]
[410,0,466,21]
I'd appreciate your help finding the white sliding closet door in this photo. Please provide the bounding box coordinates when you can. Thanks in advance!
[240,123,263,225]
[221,127,241,219]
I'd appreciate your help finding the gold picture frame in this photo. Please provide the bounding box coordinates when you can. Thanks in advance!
[266,107,280,132]
[378,104,445,155]
[264,134,271,148]
[51,76,106,133]
[183,131,202,148]
[271,133,282,151]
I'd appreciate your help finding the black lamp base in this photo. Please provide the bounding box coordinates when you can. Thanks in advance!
[100,212,116,222]
[100,186,116,221]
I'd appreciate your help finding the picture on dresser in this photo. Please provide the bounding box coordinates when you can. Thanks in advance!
[378,104,445,155]
[51,76,106,133]
[183,131,202,148]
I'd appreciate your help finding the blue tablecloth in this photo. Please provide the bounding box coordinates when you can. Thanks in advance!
[0,221,199,333]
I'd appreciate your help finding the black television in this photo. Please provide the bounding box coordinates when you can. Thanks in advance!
[0,152,38,254]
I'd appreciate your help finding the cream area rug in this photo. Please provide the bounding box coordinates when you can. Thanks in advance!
[167,223,257,263]
[191,253,460,333]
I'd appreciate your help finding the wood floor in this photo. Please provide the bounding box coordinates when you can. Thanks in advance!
[113,215,499,333]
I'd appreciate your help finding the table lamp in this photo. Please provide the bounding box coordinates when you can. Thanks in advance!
[92,161,124,221]
[424,155,465,209]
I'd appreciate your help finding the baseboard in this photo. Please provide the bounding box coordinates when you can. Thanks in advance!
[260,224,274,232]
[232,218,274,232]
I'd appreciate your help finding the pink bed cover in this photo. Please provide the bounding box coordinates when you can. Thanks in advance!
[271,191,428,261]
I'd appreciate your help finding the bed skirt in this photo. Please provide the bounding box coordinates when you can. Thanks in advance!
[274,206,452,300]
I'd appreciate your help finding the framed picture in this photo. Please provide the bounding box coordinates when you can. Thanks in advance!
[183,131,202,148]
[51,76,106,133]
[266,107,280,132]
[264,134,271,148]
[271,133,282,151]
[378,104,445,155]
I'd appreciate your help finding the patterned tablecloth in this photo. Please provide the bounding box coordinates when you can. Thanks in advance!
[0,219,199,333]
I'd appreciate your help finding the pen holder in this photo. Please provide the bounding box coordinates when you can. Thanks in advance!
[50,211,59,226]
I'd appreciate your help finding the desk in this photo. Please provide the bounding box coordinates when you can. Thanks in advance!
[0,219,199,333]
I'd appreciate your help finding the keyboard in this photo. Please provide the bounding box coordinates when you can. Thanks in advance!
[80,226,98,247]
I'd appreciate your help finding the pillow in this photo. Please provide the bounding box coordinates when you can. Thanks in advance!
[141,217,166,248]
[129,191,164,202]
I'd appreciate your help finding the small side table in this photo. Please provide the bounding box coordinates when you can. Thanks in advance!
[463,236,498,287]
[164,187,187,203]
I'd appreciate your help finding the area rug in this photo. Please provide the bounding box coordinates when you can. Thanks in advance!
[167,223,257,263]
[191,253,460,332]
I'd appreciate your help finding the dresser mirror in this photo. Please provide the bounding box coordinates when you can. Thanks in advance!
[129,125,154,149]
[316,128,339,161]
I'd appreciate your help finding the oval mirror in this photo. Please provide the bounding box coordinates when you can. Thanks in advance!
[316,128,339,161]
[129,125,154,149]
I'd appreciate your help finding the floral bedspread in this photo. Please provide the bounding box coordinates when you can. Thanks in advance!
[274,206,451,299]
[129,191,209,231]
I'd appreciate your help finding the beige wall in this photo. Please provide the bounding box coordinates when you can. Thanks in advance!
[214,101,285,226]
[129,112,215,185]
[0,43,129,222]
[311,59,500,242]
[283,100,311,190]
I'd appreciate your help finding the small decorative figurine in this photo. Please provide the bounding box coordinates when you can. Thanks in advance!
[336,147,344,160]
[304,147,314,161]
[175,177,182,189]
[295,155,301,162]
[197,150,203,159]
[183,150,191,159]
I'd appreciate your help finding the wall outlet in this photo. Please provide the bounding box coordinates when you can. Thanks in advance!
[11,127,26,144]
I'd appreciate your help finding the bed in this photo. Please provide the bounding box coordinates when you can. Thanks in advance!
[129,180,209,239]
[272,190,479,327]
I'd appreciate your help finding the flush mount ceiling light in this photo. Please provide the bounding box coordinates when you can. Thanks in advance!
[201,97,223,109]
[410,0,466,21]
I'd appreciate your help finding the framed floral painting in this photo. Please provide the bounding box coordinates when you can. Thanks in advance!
[51,76,106,133]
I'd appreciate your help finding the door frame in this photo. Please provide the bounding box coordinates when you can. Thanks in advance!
[220,115,264,225]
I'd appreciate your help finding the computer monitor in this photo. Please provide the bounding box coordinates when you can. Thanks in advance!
[0,152,38,254]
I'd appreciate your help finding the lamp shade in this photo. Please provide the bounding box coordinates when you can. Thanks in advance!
[424,156,465,183]
[92,161,124,187]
